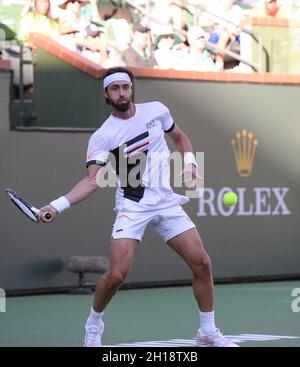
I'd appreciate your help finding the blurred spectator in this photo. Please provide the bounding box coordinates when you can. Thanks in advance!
[19,0,59,46]
[147,0,186,35]
[102,18,131,68]
[237,0,260,8]
[51,0,101,22]
[75,24,107,65]
[154,26,184,69]
[55,0,93,52]
[96,1,133,23]
[57,0,89,34]
[105,18,131,51]
[177,26,217,71]
[5,0,59,100]
[122,23,157,68]
[172,37,190,66]
[249,0,287,18]
[211,0,246,70]
[78,0,101,23]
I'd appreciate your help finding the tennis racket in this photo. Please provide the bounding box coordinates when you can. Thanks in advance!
[5,188,52,223]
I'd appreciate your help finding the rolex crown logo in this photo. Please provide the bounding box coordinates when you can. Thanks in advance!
[231,129,258,177]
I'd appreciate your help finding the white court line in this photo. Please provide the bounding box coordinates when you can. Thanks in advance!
[104,334,300,347]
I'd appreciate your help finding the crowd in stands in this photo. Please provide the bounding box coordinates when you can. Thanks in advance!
[5,0,300,73]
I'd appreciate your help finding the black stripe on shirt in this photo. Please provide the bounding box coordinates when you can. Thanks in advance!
[126,131,149,147]
[86,160,107,168]
[126,141,149,156]
[164,122,175,133]
[123,186,145,202]
[110,132,149,202]
[110,131,149,175]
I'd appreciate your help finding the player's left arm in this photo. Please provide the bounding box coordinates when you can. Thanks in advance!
[167,124,193,154]
[167,124,201,189]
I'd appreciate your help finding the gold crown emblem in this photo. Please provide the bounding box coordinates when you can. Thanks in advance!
[231,129,258,177]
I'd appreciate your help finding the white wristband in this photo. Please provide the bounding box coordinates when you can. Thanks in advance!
[50,196,70,214]
[184,152,198,168]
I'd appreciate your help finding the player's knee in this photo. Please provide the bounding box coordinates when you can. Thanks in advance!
[202,253,211,268]
[195,253,212,276]
[107,269,127,287]
[202,253,211,271]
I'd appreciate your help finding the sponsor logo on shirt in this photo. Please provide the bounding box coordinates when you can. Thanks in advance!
[146,120,157,129]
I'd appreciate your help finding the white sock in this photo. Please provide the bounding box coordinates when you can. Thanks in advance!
[199,310,216,336]
[86,307,103,327]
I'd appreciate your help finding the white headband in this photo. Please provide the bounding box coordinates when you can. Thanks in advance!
[103,72,132,89]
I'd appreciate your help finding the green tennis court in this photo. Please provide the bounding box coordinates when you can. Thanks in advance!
[1,280,299,347]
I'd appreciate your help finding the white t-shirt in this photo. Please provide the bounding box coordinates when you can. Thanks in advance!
[86,101,189,211]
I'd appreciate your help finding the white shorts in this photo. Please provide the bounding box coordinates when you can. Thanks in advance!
[111,204,196,243]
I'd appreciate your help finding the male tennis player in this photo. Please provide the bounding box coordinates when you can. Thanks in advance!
[39,67,238,347]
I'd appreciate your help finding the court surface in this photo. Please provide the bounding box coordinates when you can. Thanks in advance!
[1,280,299,347]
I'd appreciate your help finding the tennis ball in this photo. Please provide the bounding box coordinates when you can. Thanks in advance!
[223,192,238,207]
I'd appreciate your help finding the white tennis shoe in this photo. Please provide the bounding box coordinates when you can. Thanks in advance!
[83,320,104,347]
[195,328,239,347]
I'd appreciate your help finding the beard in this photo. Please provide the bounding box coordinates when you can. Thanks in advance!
[110,99,131,112]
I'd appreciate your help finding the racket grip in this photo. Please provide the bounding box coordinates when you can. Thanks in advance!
[44,212,52,222]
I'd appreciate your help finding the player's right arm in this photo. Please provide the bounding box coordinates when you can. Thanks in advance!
[39,129,110,223]
[65,164,102,206]
[38,164,103,223]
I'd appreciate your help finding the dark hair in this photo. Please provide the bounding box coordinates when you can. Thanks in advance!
[103,67,135,105]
